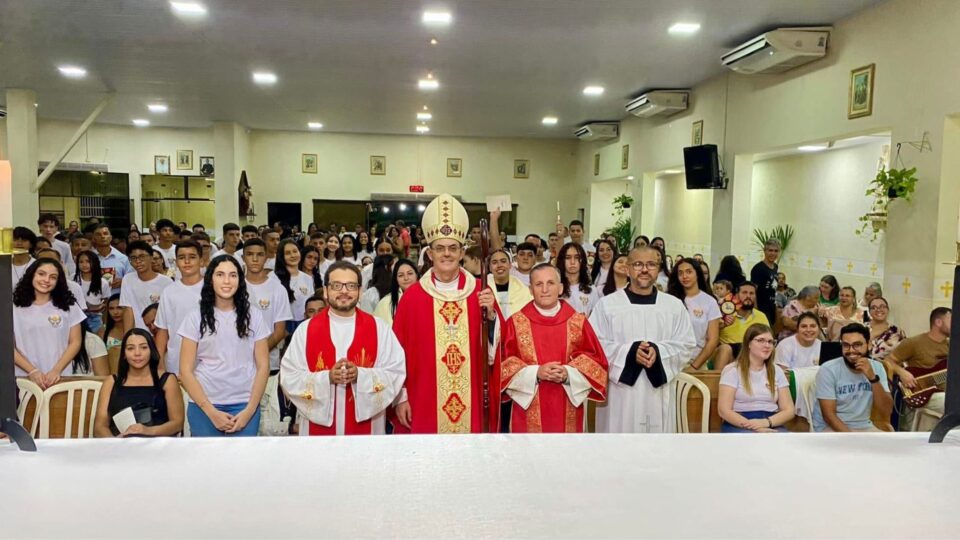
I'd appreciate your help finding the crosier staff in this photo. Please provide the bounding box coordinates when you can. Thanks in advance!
[479,217,492,432]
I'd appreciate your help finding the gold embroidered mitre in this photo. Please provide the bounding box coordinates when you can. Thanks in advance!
[421,193,469,245]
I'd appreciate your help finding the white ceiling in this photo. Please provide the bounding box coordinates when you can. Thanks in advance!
[0,0,882,138]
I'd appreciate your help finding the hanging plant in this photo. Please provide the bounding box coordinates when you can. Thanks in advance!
[856,143,919,243]
[607,193,636,253]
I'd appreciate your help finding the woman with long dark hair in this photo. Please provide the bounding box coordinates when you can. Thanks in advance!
[299,245,324,291]
[714,255,746,290]
[557,242,600,315]
[13,259,86,389]
[75,250,111,333]
[667,259,720,369]
[179,255,271,437]
[602,253,630,296]
[818,274,841,306]
[591,239,617,288]
[101,293,125,350]
[373,258,419,324]
[360,254,395,313]
[356,230,374,260]
[274,239,314,327]
[94,328,184,437]
[340,233,360,265]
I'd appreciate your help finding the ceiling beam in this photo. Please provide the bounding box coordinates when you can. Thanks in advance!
[35,93,114,191]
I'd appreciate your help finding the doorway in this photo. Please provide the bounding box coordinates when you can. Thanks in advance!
[268,202,302,230]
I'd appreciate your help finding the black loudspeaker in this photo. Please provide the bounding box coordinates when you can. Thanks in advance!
[683,144,722,189]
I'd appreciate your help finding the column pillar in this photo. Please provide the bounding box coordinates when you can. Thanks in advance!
[213,122,247,231]
[5,89,38,227]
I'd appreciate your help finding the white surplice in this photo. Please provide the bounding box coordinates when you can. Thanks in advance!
[588,289,695,433]
[280,312,405,435]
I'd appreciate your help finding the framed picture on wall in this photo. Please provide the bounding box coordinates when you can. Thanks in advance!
[302,153,318,174]
[446,158,462,177]
[593,153,600,176]
[199,156,215,177]
[176,149,193,170]
[621,145,629,170]
[692,120,704,145]
[513,159,529,179]
[848,63,875,119]
[370,155,386,175]
[154,155,170,175]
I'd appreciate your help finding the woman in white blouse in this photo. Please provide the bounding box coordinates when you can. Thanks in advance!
[667,259,720,370]
[557,242,600,315]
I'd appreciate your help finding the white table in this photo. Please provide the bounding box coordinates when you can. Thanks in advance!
[2,432,958,538]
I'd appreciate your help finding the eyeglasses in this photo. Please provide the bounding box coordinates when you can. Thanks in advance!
[869,305,888,312]
[432,244,461,255]
[841,342,867,350]
[753,338,776,346]
[128,255,149,263]
[630,262,660,270]
[328,281,360,292]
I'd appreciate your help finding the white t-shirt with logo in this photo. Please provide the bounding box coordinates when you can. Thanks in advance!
[245,276,294,370]
[288,271,316,322]
[153,244,177,271]
[565,282,601,315]
[775,336,822,370]
[80,277,112,311]
[119,272,173,330]
[13,300,87,375]
[177,307,271,405]
[154,279,203,375]
[683,290,722,355]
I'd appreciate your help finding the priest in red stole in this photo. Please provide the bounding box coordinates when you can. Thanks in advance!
[392,193,501,433]
[281,262,405,435]
[500,264,608,433]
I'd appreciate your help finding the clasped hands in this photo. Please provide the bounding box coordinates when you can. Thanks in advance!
[537,362,568,384]
[329,359,359,385]
[634,342,658,368]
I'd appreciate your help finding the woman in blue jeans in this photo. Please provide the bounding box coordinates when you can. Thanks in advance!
[718,323,795,433]
[178,255,271,437]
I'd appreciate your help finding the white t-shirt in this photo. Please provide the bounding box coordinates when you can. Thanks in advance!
[177,307,271,405]
[775,336,822,370]
[13,300,87,376]
[153,244,177,271]
[562,237,596,254]
[80,277,112,311]
[119,272,173,330]
[720,363,789,413]
[11,257,35,289]
[74,332,109,375]
[154,279,203,375]
[246,276,294,370]
[564,282,601,315]
[593,266,610,289]
[67,280,88,311]
[211,248,244,266]
[360,287,382,314]
[510,266,531,287]
[287,271,316,321]
[51,238,75,276]
[264,257,276,272]
[684,291,722,354]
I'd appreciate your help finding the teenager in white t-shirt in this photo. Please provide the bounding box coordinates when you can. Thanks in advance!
[775,312,823,370]
[152,219,179,271]
[718,325,795,433]
[510,242,537,288]
[75,250,112,334]
[154,240,204,375]
[34,248,88,312]
[120,241,173,332]
[262,230,281,272]
[242,239,293,435]
[668,259,721,369]
[38,213,76,277]
[10,226,37,289]
[13,259,87,388]
[274,239,315,329]
[211,222,244,265]
[558,242,600,315]
[179,256,271,437]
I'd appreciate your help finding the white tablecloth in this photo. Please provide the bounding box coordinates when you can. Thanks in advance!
[2,432,959,538]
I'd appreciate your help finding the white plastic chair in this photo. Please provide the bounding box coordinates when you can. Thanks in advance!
[673,372,710,433]
[180,385,191,437]
[16,378,44,437]
[39,380,102,439]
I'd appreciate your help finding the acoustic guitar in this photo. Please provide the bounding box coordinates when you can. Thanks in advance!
[899,360,947,408]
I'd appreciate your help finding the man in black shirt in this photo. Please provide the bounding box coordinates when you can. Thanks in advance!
[750,239,780,326]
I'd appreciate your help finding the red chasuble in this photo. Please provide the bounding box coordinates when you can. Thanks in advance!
[499,301,608,433]
[305,307,379,436]
[391,269,501,434]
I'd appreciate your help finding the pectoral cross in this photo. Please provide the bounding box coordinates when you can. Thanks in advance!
[940,281,953,298]
[902,277,912,295]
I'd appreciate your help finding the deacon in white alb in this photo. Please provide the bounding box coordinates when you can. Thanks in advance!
[589,247,696,433]
[281,261,405,435]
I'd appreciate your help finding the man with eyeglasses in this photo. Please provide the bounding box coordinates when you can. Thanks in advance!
[812,323,892,432]
[281,261,405,435]
[392,193,501,434]
[589,247,696,433]
[119,240,173,333]
[243,238,293,435]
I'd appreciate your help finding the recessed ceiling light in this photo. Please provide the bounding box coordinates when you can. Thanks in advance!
[422,11,452,25]
[417,204,426,212]
[417,112,433,121]
[668,22,701,35]
[147,104,168,113]
[399,203,408,211]
[430,38,438,45]
[132,119,150,127]
[423,105,429,111]
[583,85,605,96]
[627,176,635,180]
[170,1,207,16]
[418,79,439,90]
[252,71,277,85]
[798,145,828,152]
[542,116,558,126]
[307,122,323,130]
[663,169,682,174]
[57,65,87,79]
[416,125,431,133]
[382,206,390,214]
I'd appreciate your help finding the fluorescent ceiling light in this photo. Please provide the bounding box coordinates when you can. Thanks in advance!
[147,104,168,113]
[430,38,438,45]
[418,79,439,90]
[542,116,558,126]
[668,22,701,35]
[663,169,682,174]
[583,85,605,96]
[399,203,408,211]
[252,71,277,85]
[417,112,433,121]
[132,119,150,127]
[307,122,323,129]
[58,65,87,78]
[170,1,207,16]
[798,145,828,152]
[416,125,431,133]
[422,11,452,25]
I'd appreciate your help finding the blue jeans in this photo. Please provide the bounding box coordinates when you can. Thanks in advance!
[721,410,789,433]
[187,402,260,437]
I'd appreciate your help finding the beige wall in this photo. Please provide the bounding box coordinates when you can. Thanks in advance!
[652,172,714,259]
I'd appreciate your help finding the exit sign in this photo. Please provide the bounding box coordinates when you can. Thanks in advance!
[409,185,424,193]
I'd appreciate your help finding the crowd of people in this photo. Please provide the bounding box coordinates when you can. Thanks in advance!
[8,196,950,437]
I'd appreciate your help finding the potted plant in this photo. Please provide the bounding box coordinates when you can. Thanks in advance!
[856,165,918,242]
[607,193,636,253]
[752,225,794,262]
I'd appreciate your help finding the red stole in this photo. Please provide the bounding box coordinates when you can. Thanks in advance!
[304,307,379,436]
